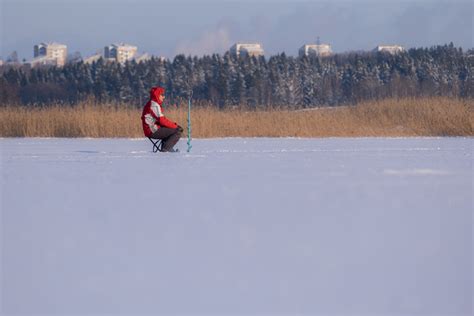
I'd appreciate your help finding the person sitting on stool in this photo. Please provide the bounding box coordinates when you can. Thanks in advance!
[141,86,183,152]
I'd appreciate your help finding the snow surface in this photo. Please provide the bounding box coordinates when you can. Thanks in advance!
[1,137,472,316]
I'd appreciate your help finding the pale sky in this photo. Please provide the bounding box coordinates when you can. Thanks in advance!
[0,0,472,61]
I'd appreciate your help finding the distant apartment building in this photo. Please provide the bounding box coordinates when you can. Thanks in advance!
[0,59,3,66]
[373,45,405,54]
[84,49,153,65]
[299,43,332,57]
[230,43,264,58]
[104,43,138,64]
[32,42,68,67]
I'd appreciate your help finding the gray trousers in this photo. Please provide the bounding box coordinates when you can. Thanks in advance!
[150,127,182,152]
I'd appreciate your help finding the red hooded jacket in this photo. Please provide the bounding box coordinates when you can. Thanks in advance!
[141,87,178,137]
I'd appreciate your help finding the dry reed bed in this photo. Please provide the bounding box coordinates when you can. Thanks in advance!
[0,98,472,138]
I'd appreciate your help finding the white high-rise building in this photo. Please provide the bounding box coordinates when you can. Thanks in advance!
[104,43,138,64]
[373,45,405,54]
[32,42,68,66]
[230,43,264,58]
[299,43,332,57]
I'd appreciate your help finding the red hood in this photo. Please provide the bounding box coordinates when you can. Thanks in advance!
[150,86,165,105]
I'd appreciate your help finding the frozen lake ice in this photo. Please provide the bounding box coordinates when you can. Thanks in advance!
[1,137,472,315]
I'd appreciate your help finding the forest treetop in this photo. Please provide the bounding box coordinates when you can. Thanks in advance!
[1,43,472,108]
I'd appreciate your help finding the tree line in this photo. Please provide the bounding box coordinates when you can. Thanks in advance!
[0,43,472,108]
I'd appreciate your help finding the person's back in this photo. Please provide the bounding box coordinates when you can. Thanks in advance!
[141,86,183,152]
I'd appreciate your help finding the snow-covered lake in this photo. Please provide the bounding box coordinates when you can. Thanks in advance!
[1,137,472,316]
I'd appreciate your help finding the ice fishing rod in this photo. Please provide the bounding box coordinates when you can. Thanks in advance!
[187,90,193,153]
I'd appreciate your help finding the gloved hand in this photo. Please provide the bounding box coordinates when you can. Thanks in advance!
[177,125,184,133]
